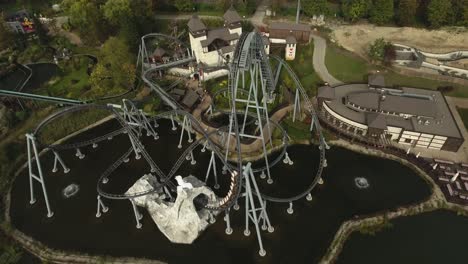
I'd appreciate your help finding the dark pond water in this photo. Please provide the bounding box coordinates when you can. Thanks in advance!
[10,119,431,264]
[0,63,60,92]
[338,210,468,264]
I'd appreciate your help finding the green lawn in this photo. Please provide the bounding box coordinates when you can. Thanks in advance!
[325,43,468,98]
[272,42,322,97]
[282,117,311,142]
[383,71,468,97]
[325,44,372,83]
[36,58,92,99]
[457,107,468,130]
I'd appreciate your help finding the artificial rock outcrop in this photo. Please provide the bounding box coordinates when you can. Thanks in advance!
[126,174,218,244]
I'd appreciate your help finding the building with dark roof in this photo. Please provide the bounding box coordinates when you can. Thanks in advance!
[188,8,242,67]
[269,22,310,43]
[317,79,464,152]
[368,73,386,88]
[4,9,35,34]
[263,22,310,61]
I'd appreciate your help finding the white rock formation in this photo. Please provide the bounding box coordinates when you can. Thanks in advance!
[126,174,218,244]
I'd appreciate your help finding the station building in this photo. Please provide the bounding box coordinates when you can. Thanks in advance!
[263,22,311,61]
[188,8,242,67]
[317,75,464,152]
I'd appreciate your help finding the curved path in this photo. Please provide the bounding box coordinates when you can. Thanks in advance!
[310,34,343,86]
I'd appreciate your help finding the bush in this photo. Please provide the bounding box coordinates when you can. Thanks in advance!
[437,86,454,93]
[14,110,29,122]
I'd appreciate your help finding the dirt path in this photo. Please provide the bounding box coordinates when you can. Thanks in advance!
[311,34,343,86]
[331,23,468,59]
[191,92,291,153]
[49,17,83,46]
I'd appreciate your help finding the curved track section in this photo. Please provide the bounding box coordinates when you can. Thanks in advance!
[30,32,328,210]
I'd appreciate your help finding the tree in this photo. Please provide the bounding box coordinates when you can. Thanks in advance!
[102,0,132,26]
[369,0,394,25]
[427,0,452,28]
[451,0,468,26]
[0,16,14,51]
[65,0,107,44]
[32,16,49,45]
[342,0,371,22]
[90,37,136,94]
[246,0,257,15]
[174,0,194,12]
[464,1,468,26]
[397,0,419,26]
[216,0,231,12]
[303,0,329,17]
[271,0,287,13]
[368,38,393,63]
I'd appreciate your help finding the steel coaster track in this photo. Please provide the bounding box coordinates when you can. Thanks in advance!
[30,32,327,209]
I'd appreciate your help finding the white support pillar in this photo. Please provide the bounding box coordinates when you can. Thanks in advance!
[190,150,196,165]
[130,199,143,229]
[75,148,85,159]
[26,133,54,218]
[224,209,233,235]
[52,151,70,173]
[243,163,273,257]
[287,202,294,214]
[96,195,109,218]
[204,151,219,189]
[170,115,177,131]
[292,89,301,122]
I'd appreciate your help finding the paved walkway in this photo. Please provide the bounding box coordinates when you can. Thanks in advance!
[250,0,269,27]
[310,34,343,86]
[51,17,83,46]
[448,96,468,109]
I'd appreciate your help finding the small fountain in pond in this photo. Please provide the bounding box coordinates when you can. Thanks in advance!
[62,183,80,198]
[354,177,370,189]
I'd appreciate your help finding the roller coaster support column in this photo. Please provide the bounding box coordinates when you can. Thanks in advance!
[130,199,143,229]
[52,150,70,173]
[201,140,208,152]
[128,133,141,160]
[225,208,233,235]
[205,151,219,189]
[274,62,282,88]
[96,195,109,218]
[206,105,213,117]
[223,115,234,173]
[178,116,192,148]
[292,89,301,122]
[26,133,54,218]
[139,110,159,139]
[243,162,273,257]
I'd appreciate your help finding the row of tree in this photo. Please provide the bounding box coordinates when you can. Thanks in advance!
[173,0,257,15]
[59,0,148,96]
[340,0,468,28]
[277,0,468,28]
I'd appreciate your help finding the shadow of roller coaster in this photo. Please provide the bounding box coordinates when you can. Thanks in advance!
[25,32,328,257]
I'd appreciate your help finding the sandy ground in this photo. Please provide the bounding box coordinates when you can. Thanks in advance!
[331,23,468,58]
[446,59,468,70]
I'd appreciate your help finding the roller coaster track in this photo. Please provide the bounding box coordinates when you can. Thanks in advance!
[30,32,326,210]
[0,89,84,105]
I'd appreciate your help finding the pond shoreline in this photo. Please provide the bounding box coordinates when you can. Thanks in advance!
[2,118,445,264]
[319,139,468,264]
